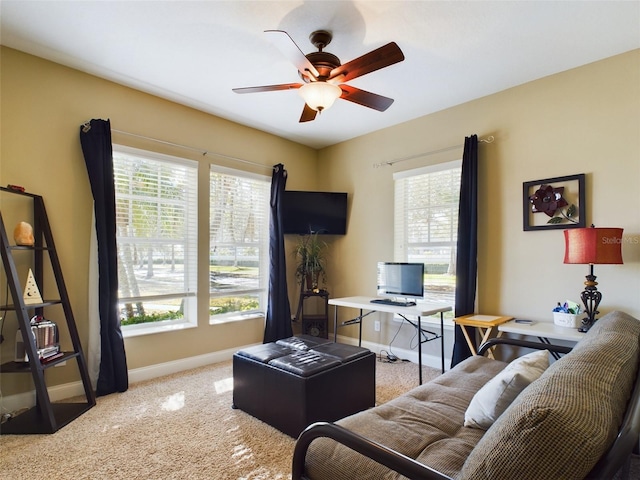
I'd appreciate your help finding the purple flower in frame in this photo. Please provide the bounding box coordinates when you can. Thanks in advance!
[529,184,568,218]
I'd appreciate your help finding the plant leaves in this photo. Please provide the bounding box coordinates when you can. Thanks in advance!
[566,204,577,218]
[548,216,564,224]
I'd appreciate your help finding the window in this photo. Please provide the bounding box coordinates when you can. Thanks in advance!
[113,146,198,334]
[209,165,270,323]
[394,160,461,312]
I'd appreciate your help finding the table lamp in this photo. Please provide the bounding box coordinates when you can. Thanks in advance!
[563,225,623,332]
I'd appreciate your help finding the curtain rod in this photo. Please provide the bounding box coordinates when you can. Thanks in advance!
[373,135,495,168]
[107,127,273,170]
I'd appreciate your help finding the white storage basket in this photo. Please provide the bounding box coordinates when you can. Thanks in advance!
[553,312,582,328]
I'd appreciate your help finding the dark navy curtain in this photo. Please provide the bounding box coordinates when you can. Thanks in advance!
[80,119,128,395]
[451,134,479,367]
[264,164,293,343]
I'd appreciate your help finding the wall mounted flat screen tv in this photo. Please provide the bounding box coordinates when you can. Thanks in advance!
[377,262,425,300]
[282,191,348,235]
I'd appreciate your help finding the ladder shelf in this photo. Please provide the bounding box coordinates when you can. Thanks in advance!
[0,186,95,434]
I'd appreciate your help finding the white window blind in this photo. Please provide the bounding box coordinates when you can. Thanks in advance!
[113,146,198,329]
[209,165,270,321]
[394,160,461,310]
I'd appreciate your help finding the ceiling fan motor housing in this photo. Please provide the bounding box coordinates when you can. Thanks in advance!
[300,30,341,80]
[304,51,341,79]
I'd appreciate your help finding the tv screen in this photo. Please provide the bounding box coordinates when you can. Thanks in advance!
[377,262,425,300]
[282,191,348,235]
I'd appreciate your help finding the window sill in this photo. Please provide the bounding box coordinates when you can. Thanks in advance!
[122,320,197,338]
[209,312,264,325]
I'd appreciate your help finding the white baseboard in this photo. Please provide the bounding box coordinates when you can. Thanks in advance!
[1,338,449,415]
[335,334,451,371]
[1,390,36,415]
[127,345,244,384]
[0,345,249,415]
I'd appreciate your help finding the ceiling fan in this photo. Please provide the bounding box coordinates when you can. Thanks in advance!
[232,30,405,123]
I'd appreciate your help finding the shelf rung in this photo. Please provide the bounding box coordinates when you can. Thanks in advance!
[0,351,80,373]
[8,245,51,251]
[0,300,63,310]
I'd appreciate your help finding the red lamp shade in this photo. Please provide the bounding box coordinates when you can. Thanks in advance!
[563,227,624,265]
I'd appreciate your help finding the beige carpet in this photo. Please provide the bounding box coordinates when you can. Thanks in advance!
[0,357,438,479]
[1,357,637,479]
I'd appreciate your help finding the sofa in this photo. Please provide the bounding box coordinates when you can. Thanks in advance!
[292,310,640,480]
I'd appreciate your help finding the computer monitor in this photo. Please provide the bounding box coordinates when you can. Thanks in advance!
[376,262,425,300]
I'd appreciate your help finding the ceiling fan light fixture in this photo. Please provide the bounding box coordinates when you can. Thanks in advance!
[298,81,342,112]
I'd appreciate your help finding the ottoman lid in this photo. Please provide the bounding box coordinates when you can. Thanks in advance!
[276,335,332,351]
[310,343,370,362]
[236,343,292,363]
[268,350,341,377]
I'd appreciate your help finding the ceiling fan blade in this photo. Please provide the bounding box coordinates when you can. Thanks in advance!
[329,42,404,83]
[265,30,320,80]
[339,85,394,111]
[299,104,318,123]
[232,83,302,94]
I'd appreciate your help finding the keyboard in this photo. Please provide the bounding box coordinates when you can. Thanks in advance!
[370,298,416,307]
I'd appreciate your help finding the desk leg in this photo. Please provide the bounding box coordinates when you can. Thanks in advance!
[333,306,338,342]
[417,313,445,384]
[418,316,423,385]
[358,309,363,347]
[538,337,561,360]
[440,312,445,374]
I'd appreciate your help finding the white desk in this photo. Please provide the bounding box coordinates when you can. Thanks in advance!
[498,320,585,342]
[498,320,585,359]
[329,296,452,383]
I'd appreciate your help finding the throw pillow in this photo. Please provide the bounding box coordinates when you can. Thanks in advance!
[464,349,549,429]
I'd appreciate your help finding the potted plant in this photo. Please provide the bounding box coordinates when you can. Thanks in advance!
[293,233,327,291]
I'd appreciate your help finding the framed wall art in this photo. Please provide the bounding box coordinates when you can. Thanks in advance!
[523,173,586,231]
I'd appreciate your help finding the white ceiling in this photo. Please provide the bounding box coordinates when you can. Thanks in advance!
[2,1,639,149]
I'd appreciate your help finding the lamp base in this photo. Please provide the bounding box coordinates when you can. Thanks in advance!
[578,269,601,333]
[578,317,594,333]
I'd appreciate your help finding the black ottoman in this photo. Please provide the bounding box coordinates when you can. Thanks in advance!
[232,335,376,437]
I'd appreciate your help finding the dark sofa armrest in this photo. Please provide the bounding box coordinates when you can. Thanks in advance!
[292,421,454,480]
[477,337,573,357]
[585,360,640,479]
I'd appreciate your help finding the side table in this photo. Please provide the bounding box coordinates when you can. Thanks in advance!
[454,314,514,359]
[296,290,330,338]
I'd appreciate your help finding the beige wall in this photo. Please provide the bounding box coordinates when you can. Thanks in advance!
[320,49,640,349]
[1,46,639,395]
[0,47,317,394]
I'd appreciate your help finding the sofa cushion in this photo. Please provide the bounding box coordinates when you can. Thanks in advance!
[235,343,292,363]
[309,342,370,362]
[459,311,640,480]
[304,355,507,480]
[464,349,549,429]
[276,334,331,350]
[268,350,342,377]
